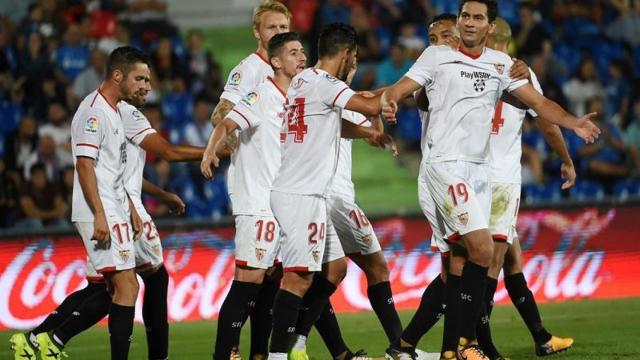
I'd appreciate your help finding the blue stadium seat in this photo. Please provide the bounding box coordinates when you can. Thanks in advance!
[161,92,193,128]
[397,107,422,145]
[373,27,392,56]
[613,179,640,200]
[562,19,599,40]
[0,134,5,157]
[634,45,640,77]
[553,44,580,81]
[522,182,562,204]
[569,180,606,201]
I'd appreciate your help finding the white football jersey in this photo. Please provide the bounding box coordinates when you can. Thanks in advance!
[226,77,286,216]
[417,106,431,180]
[405,45,528,164]
[220,52,274,197]
[71,89,128,222]
[272,68,355,196]
[119,101,157,218]
[330,110,370,201]
[489,69,542,184]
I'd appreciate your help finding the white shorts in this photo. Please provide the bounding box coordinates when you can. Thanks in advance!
[234,214,281,269]
[418,170,449,253]
[271,191,326,272]
[489,182,521,245]
[327,195,381,256]
[135,214,164,271]
[424,161,491,245]
[75,219,136,275]
[322,219,346,264]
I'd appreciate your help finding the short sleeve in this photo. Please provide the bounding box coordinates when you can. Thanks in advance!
[405,46,439,87]
[220,61,258,105]
[71,107,106,159]
[342,110,369,127]
[121,105,156,145]
[504,58,529,93]
[526,69,544,117]
[319,73,355,109]
[226,90,264,131]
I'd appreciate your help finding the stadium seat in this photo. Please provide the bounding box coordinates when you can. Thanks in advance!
[522,182,562,204]
[161,92,193,129]
[0,100,23,134]
[569,180,606,201]
[613,179,640,200]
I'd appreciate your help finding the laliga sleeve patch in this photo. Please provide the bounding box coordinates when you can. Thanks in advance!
[131,110,145,121]
[241,92,259,106]
[229,71,242,85]
[324,73,340,84]
[84,116,99,134]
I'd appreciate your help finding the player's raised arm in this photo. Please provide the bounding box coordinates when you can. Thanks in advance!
[511,84,600,143]
[139,133,204,161]
[201,118,240,180]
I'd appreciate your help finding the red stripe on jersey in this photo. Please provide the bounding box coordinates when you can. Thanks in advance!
[232,109,252,128]
[131,127,153,141]
[332,87,349,107]
[254,51,270,65]
[493,234,509,242]
[283,266,310,272]
[90,92,99,107]
[458,48,481,60]
[77,143,99,149]
[268,77,287,98]
[448,232,461,244]
[96,266,116,274]
[86,276,105,283]
[97,88,118,112]
[235,260,248,266]
[136,261,153,269]
[357,118,369,126]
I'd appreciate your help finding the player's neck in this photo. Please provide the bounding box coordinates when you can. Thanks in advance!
[459,43,485,58]
[255,47,268,60]
[98,82,121,109]
[315,59,340,78]
[272,72,292,93]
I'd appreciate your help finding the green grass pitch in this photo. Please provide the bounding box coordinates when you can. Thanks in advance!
[2,298,639,359]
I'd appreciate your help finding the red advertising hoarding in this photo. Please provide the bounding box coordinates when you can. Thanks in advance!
[1,207,639,330]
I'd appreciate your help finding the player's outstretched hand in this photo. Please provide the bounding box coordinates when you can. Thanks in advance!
[574,112,601,144]
[366,133,399,157]
[92,213,110,249]
[166,192,186,215]
[382,100,398,124]
[560,161,576,190]
[200,149,220,180]
[510,58,531,81]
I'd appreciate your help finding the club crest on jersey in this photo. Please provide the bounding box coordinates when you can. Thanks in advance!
[292,77,308,89]
[494,63,505,75]
[458,212,469,226]
[241,92,259,106]
[255,248,267,261]
[230,71,241,85]
[312,250,321,263]
[84,116,98,134]
[362,234,372,245]
[119,249,130,263]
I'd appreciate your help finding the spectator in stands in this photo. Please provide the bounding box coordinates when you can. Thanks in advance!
[562,55,604,116]
[624,99,640,152]
[200,62,223,103]
[16,162,67,229]
[72,48,107,100]
[4,115,38,173]
[184,29,214,94]
[97,21,132,54]
[375,42,412,88]
[606,0,640,46]
[0,158,21,228]
[26,73,66,122]
[119,0,178,41]
[530,54,568,108]
[317,0,350,26]
[38,101,71,153]
[397,22,426,60]
[23,134,73,181]
[605,58,631,125]
[151,36,184,91]
[569,97,640,180]
[183,96,213,148]
[54,23,90,83]
[514,1,552,59]
[18,31,52,98]
[59,165,74,214]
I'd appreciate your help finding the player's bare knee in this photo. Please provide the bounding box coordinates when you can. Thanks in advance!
[282,271,313,297]
[234,266,267,284]
[489,242,508,278]
[322,257,347,286]
[467,239,493,267]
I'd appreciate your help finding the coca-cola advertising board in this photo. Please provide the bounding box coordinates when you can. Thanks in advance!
[1,207,639,330]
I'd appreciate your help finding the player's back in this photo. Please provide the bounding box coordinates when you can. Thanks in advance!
[228,78,286,215]
[272,68,355,197]
[71,90,128,222]
[489,70,542,184]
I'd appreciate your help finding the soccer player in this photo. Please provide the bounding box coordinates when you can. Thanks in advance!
[380,1,599,359]
[266,22,391,360]
[201,2,291,357]
[200,31,307,360]
[480,18,575,358]
[10,52,208,360]
[288,61,402,360]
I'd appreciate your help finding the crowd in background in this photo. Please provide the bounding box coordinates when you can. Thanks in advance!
[2,0,640,229]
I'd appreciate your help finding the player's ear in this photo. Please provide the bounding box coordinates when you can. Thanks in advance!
[113,69,123,83]
[252,25,260,41]
[488,22,496,36]
[270,56,281,70]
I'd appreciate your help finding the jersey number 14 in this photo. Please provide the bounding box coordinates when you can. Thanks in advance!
[286,98,308,142]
